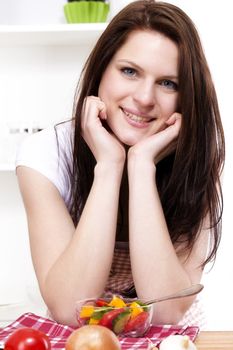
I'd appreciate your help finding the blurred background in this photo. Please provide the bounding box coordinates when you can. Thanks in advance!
[0,0,232,330]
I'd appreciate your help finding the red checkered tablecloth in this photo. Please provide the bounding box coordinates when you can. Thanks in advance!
[0,313,199,349]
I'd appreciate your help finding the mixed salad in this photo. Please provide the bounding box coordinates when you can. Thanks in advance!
[76,295,152,336]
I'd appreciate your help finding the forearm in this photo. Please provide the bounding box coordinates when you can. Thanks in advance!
[43,163,123,324]
[128,158,192,323]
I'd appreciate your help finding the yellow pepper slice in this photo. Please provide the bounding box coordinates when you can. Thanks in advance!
[108,295,127,308]
[79,305,94,318]
[89,317,100,325]
[129,301,144,318]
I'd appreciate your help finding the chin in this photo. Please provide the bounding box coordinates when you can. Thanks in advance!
[118,133,147,147]
[110,125,147,146]
[118,136,138,147]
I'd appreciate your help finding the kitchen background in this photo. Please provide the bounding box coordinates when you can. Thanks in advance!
[0,0,232,329]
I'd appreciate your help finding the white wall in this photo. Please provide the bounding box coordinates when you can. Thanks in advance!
[0,0,232,329]
[0,172,47,326]
[0,0,67,25]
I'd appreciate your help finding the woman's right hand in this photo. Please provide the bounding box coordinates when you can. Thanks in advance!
[81,96,126,166]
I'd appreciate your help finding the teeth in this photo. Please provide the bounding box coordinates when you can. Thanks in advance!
[124,110,150,123]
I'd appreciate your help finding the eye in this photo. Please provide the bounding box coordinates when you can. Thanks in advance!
[160,79,178,91]
[121,67,137,77]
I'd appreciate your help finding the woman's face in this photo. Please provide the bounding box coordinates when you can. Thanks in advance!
[98,29,179,146]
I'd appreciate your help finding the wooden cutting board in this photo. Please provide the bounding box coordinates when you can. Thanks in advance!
[195,331,233,349]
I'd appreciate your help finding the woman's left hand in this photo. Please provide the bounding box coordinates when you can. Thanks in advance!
[128,113,182,165]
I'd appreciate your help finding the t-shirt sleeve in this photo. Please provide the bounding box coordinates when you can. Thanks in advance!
[15,123,73,207]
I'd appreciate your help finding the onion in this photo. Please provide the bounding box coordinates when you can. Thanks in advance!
[159,335,197,350]
[65,325,121,350]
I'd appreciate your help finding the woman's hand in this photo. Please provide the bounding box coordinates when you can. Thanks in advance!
[81,96,126,166]
[128,113,182,165]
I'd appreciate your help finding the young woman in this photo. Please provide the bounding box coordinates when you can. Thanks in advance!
[16,0,224,327]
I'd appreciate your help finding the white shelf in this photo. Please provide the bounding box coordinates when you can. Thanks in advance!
[0,23,108,46]
[0,164,15,171]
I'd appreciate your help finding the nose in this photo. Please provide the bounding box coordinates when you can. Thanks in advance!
[133,80,156,108]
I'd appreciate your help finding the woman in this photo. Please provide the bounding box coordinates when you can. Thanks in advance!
[16,0,224,327]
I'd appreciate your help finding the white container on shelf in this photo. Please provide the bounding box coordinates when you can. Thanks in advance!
[0,121,44,171]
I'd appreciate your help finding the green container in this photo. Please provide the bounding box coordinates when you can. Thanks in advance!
[64,1,110,23]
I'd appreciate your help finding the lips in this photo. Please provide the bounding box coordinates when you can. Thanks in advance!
[121,107,155,128]
[121,108,154,123]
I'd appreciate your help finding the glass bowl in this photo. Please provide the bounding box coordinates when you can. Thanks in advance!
[75,295,153,337]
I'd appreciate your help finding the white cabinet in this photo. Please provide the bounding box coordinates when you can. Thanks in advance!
[0,23,106,325]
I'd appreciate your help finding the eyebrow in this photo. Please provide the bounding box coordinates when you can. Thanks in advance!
[117,59,143,71]
[117,59,178,80]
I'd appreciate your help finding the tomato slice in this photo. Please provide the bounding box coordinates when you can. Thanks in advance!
[4,327,51,350]
[98,308,125,329]
[95,299,109,307]
[124,311,149,332]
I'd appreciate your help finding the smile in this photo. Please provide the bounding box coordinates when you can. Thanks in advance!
[121,107,154,129]
[122,108,154,123]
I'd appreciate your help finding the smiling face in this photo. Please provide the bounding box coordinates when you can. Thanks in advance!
[98,29,179,146]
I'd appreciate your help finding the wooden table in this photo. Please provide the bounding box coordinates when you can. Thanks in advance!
[195,331,233,349]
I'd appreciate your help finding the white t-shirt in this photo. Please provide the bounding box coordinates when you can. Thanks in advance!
[15,120,74,211]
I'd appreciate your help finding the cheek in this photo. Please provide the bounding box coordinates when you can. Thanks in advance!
[98,79,108,100]
[99,84,123,115]
[99,80,114,106]
[98,68,115,99]
[159,94,179,119]
[98,69,125,104]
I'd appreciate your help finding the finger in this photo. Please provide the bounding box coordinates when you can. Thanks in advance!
[87,97,107,120]
[82,96,106,129]
[165,112,182,126]
[99,104,107,120]
[149,115,181,154]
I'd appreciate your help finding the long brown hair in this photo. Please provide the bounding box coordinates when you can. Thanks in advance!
[70,0,225,266]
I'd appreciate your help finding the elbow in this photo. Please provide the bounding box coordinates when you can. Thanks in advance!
[152,313,183,326]
[41,278,78,326]
[151,303,190,325]
[42,291,77,326]
[47,304,77,327]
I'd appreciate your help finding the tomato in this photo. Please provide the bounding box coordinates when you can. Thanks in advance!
[98,308,125,329]
[124,311,149,332]
[4,327,51,350]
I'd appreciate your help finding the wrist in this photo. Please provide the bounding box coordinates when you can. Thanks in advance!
[94,161,124,181]
[96,150,126,170]
[127,150,156,172]
[127,157,156,181]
